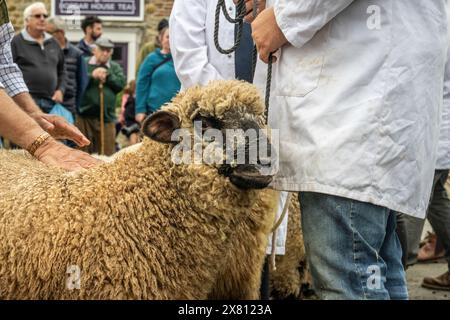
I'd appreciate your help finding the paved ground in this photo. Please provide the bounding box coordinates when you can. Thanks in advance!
[407,260,449,300]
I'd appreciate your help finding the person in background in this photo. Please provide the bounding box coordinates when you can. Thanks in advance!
[46,17,88,118]
[247,0,447,299]
[135,24,180,124]
[11,2,65,114]
[0,0,99,170]
[77,16,103,58]
[170,0,263,89]
[77,38,126,156]
[398,32,450,290]
[135,18,169,76]
[118,80,139,146]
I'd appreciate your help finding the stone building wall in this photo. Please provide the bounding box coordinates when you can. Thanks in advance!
[144,0,174,45]
[7,0,51,31]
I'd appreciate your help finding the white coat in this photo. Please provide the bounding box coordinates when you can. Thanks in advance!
[437,3,450,170]
[254,0,448,218]
[169,0,236,90]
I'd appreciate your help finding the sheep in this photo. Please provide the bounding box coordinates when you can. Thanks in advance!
[98,145,310,300]
[270,194,313,299]
[0,80,279,300]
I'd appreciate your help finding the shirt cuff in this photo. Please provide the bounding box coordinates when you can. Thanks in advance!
[0,66,29,96]
[0,23,29,96]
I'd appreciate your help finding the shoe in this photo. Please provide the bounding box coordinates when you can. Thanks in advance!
[417,232,445,262]
[422,271,450,291]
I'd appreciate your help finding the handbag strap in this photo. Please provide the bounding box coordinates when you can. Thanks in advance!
[152,56,172,74]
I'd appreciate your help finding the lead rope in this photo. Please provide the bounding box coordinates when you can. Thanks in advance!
[214,0,273,122]
[214,0,285,273]
[214,0,246,54]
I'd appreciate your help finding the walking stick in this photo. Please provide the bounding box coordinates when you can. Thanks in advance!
[99,82,105,155]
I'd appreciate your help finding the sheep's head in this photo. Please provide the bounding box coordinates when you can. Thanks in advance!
[141,80,277,190]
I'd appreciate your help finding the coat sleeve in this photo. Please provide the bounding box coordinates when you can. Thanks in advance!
[106,63,126,94]
[0,24,28,97]
[274,0,355,49]
[169,0,224,88]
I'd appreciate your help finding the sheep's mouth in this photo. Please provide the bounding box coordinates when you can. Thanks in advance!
[224,165,273,190]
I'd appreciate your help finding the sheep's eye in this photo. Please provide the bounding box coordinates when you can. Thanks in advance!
[194,116,222,131]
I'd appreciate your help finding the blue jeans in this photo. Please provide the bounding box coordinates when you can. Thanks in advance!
[32,97,54,114]
[299,192,408,300]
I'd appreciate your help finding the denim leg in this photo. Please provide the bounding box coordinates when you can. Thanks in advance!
[380,212,409,299]
[427,170,450,270]
[299,192,408,300]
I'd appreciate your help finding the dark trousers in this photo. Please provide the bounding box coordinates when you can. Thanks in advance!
[32,97,55,113]
[75,116,116,156]
[397,170,450,269]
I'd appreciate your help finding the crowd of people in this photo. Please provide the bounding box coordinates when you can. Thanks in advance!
[0,0,449,300]
[1,2,181,156]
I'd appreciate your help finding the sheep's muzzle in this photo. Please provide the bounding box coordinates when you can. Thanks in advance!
[229,165,273,189]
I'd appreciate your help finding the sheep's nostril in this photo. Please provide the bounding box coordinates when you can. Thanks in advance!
[218,165,233,177]
[257,156,272,167]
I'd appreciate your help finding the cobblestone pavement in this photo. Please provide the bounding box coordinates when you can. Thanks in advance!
[407,260,449,300]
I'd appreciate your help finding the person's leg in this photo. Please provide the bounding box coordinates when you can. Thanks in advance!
[397,213,426,266]
[87,118,100,155]
[380,212,409,299]
[104,122,117,156]
[394,212,409,268]
[75,116,94,154]
[299,192,407,300]
[421,170,450,292]
[396,171,443,266]
[426,170,450,269]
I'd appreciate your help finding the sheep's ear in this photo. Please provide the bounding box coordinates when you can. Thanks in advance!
[142,111,181,144]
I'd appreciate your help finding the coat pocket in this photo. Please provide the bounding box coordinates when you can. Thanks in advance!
[274,26,328,98]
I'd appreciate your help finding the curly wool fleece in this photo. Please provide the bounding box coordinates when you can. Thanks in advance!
[0,80,278,299]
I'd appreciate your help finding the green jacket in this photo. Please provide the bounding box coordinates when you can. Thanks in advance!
[79,58,126,123]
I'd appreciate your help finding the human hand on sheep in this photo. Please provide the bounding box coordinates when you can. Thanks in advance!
[251,7,288,64]
[234,0,266,23]
[30,112,90,148]
[32,138,103,171]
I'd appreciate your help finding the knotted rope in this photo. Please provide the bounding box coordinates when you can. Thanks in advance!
[213,0,273,122]
[213,0,284,272]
